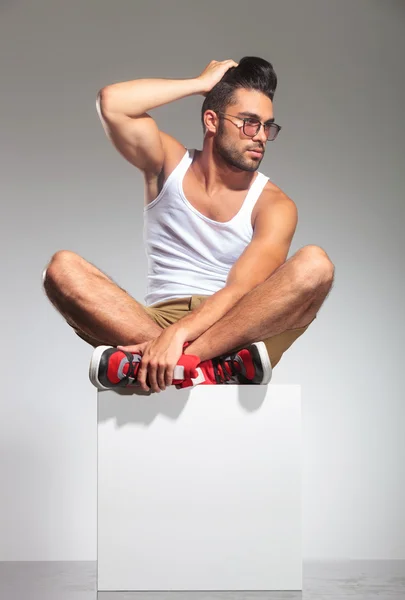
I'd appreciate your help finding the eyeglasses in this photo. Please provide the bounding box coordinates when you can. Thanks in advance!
[217,112,281,141]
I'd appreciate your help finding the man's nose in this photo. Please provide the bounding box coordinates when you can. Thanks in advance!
[253,126,267,145]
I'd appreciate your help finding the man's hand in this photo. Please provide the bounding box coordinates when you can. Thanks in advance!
[197,59,239,95]
[117,326,189,393]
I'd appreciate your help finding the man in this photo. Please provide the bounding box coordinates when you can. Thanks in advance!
[43,57,334,393]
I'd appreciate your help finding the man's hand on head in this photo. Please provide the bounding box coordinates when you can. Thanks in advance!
[197,59,239,96]
[117,326,189,393]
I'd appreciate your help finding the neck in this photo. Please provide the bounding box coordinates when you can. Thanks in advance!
[192,138,256,195]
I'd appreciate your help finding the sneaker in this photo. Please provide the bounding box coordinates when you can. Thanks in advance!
[176,342,272,388]
[89,345,201,391]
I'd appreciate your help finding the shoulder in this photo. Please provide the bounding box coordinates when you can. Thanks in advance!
[252,179,298,228]
[158,132,188,177]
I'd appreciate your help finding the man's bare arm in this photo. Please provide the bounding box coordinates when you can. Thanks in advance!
[97,60,238,177]
[170,193,298,342]
[97,78,202,176]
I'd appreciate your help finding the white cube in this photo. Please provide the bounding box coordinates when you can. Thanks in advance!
[97,384,302,592]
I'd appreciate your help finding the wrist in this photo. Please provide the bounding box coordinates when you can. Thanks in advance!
[171,323,190,342]
[191,77,209,96]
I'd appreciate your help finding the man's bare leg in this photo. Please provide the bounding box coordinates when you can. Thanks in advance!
[43,250,162,347]
[185,245,335,362]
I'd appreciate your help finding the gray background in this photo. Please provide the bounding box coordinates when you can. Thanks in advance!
[1,0,404,562]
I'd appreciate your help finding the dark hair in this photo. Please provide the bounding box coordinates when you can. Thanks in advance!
[201,56,277,130]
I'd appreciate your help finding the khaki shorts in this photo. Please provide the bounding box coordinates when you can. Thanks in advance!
[144,295,315,369]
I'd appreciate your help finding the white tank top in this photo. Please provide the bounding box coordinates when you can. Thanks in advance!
[143,148,269,306]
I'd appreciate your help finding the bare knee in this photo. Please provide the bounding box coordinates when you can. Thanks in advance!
[295,245,335,289]
[43,250,84,296]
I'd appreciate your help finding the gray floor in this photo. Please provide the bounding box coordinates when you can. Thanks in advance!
[0,561,404,599]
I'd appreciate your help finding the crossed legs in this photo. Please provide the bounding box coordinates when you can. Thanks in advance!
[43,245,334,361]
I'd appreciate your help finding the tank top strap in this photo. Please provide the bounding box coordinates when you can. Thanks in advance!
[239,171,269,217]
[175,147,194,179]
[165,147,194,190]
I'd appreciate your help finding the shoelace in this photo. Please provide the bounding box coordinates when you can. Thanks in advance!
[212,356,239,384]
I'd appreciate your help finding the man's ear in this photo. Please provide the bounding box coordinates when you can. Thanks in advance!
[203,110,219,135]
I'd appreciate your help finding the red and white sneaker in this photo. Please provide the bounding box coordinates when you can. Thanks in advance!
[176,342,272,388]
[88,345,201,391]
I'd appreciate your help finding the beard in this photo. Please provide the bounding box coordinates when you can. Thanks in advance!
[213,125,264,172]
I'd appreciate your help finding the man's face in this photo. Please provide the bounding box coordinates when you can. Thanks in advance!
[213,88,274,172]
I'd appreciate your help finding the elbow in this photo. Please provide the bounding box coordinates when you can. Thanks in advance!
[96,87,109,115]
[96,86,117,117]
[97,85,110,101]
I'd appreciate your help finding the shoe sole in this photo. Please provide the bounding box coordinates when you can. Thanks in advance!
[89,345,114,390]
[252,341,272,384]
